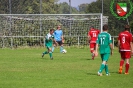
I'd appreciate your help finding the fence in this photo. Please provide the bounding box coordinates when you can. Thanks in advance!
[0,35,118,48]
[0,14,104,48]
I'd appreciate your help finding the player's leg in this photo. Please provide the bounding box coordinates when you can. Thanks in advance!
[93,43,96,59]
[105,64,109,76]
[59,41,64,53]
[90,43,95,60]
[52,43,56,52]
[98,54,105,76]
[119,51,125,74]
[98,54,110,76]
[119,59,124,74]
[52,46,55,52]
[60,45,64,53]
[42,47,49,58]
[48,47,53,60]
[125,59,129,74]
[124,51,130,74]
[104,54,110,75]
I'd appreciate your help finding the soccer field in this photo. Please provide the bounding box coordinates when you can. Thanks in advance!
[0,47,133,88]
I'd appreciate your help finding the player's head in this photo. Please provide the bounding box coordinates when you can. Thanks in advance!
[57,25,61,30]
[90,26,94,29]
[50,29,54,34]
[90,26,94,30]
[124,25,130,30]
[103,24,108,31]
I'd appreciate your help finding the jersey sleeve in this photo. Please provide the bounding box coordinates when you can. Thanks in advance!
[97,30,100,34]
[118,33,121,40]
[45,34,52,40]
[45,34,49,40]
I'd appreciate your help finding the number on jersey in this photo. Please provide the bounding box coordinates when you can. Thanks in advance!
[93,33,96,37]
[100,37,105,45]
[122,36,125,43]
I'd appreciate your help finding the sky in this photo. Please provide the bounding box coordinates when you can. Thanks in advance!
[58,0,97,7]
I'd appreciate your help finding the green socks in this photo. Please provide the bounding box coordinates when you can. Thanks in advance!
[43,51,48,54]
[105,64,109,74]
[49,51,53,58]
[99,64,105,73]
[42,51,53,59]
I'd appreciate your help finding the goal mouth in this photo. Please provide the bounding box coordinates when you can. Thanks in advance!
[0,14,104,48]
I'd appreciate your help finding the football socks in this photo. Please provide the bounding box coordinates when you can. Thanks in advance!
[125,63,129,73]
[105,64,109,74]
[60,46,63,52]
[98,63,105,73]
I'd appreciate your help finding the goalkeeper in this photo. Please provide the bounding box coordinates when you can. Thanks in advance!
[42,29,55,60]
[52,25,64,53]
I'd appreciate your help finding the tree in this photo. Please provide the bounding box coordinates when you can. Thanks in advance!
[130,20,133,33]
[78,4,88,13]
[85,0,133,36]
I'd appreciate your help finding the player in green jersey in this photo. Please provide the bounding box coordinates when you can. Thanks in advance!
[42,29,55,60]
[95,24,113,76]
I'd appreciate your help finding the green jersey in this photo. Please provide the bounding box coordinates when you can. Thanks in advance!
[45,33,54,48]
[96,32,112,54]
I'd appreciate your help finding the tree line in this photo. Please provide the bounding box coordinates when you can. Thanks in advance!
[0,0,133,35]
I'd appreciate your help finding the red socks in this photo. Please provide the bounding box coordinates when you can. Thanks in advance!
[120,60,124,67]
[119,60,130,74]
[125,63,129,73]
[91,50,94,53]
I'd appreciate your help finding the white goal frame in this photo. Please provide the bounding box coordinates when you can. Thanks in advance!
[0,14,103,48]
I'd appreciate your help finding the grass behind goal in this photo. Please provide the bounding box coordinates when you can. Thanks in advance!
[0,47,133,88]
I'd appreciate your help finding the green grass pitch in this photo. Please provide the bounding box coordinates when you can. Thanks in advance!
[0,47,133,88]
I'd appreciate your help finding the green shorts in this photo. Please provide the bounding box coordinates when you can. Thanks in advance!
[45,43,52,49]
[100,53,110,61]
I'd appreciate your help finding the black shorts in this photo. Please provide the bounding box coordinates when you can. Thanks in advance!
[56,41,63,46]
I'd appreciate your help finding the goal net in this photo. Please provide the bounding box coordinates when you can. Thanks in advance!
[0,14,103,48]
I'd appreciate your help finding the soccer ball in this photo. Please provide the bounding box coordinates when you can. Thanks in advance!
[62,49,67,54]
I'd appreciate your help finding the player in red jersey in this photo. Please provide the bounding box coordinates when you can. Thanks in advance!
[118,25,133,74]
[88,26,100,60]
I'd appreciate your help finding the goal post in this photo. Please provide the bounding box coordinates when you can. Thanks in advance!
[0,14,103,48]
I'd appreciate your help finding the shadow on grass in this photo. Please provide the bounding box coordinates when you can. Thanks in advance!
[86,59,92,60]
[86,72,97,75]
[86,71,120,76]
[110,71,120,74]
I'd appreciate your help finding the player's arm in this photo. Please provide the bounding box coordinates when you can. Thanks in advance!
[109,34,113,55]
[95,37,99,56]
[118,34,121,52]
[130,42,133,55]
[95,43,99,56]
[118,40,120,52]
[60,30,64,43]
[52,35,58,46]
[61,35,65,43]
[130,35,133,55]
[87,32,91,44]
[110,43,113,55]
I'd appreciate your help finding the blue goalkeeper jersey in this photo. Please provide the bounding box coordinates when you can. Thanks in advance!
[54,30,63,41]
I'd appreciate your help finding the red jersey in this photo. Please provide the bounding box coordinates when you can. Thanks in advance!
[88,29,100,43]
[118,31,132,51]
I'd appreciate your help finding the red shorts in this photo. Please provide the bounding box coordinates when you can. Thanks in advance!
[120,51,131,59]
[90,43,96,49]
